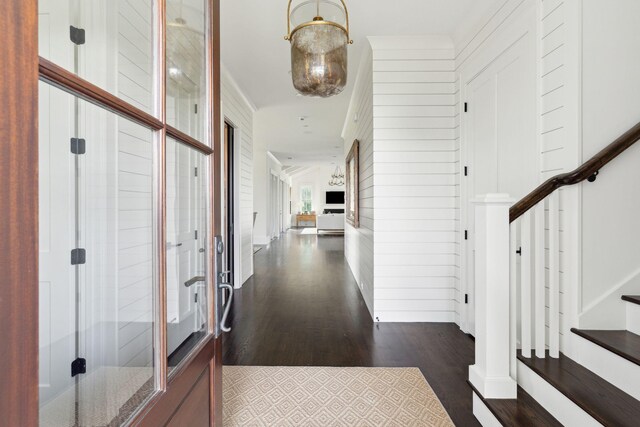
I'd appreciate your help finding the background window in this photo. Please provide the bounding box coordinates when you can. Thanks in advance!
[301,186,313,212]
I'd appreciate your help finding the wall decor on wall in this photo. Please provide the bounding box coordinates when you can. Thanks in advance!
[345,139,359,227]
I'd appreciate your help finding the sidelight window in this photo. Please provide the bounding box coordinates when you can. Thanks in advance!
[38,82,157,427]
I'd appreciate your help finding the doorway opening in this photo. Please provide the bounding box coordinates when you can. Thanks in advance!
[224,121,236,288]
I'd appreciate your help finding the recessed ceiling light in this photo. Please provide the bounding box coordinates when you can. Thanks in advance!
[288,157,293,160]
[298,116,307,121]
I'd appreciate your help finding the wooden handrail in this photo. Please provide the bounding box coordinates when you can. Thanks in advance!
[510,120,640,222]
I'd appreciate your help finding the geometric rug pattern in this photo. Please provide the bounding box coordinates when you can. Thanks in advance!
[223,366,455,426]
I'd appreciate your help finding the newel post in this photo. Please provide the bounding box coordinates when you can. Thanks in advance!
[469,194,517,399]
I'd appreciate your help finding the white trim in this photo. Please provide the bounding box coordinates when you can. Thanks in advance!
[221,62,258,113]
[367,35,454,50]
[627,301,640,336]
[253,235,270,246]
[341,41,372,139]
[472,392,502,427]
[267,151,282,166]
[563,0,584,360]
[517,359,602,427]
[572,332,640,401]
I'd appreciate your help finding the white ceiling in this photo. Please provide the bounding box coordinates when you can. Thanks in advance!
[220,0,498,167]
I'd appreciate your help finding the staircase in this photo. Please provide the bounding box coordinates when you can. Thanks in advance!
[469,122,640,426]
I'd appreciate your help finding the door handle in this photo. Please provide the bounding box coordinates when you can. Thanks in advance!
[214,235,233,335]
[218,282,233,333]
[184,276,205,288]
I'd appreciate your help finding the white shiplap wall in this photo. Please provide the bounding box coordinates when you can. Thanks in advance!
[222,69,256,287]
[116,0,154,368]
[370,36,458,322]
[343,46,375,316]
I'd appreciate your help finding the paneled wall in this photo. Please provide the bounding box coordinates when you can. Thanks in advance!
[343,46,375,316]
[370,36,458,322]
[221,69,256,286]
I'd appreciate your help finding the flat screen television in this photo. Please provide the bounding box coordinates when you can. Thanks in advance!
[326,191,345,205]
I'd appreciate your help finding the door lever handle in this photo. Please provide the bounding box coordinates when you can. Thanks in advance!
[218,283,233,332]
[184,276,205,288]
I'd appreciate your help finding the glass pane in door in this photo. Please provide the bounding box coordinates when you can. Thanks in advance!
[38,81,157,426]
[166,138,210,373]
[166,0,207,141]
[38,0,156,114]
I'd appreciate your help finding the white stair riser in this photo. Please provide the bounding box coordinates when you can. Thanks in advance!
[472,392,503,427]
[517,360,602,427]
[573,333,640,401]
[626,301,640,335]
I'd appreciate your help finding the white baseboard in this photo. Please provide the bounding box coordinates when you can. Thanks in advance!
[626,300,640,335]
[253,235,270,245]
[472,392,502,427]
[573,332,640,401]
[517,360,602,427]
[373,311,456,322]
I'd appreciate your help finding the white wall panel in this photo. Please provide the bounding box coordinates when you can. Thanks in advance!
[370,39,458,323]
[343,46,375,316]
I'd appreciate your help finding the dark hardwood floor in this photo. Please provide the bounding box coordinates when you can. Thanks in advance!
[223,230,479,426]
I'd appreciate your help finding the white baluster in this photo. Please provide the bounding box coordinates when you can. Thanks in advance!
[520,211,531,357]
[509,222,518,379]
[549,191,560,358]
[521,210,532,358]
[535,202,546,358]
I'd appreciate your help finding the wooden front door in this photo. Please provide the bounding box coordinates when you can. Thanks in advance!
[0,0,224,425]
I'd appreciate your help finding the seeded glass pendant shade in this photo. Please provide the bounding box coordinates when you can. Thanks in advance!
[285,0,353,98]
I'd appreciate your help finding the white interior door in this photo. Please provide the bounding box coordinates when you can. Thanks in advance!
[167,143,200,355]
[464,31,537,335]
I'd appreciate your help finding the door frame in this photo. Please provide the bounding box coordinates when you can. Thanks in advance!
[223,119,242,289]
[0,0,224,424]
[459,2,538,335]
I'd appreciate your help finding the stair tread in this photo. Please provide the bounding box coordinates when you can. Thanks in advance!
[469,382,562,427]
[518,351,640,427]
[572,328,640,367]
[622,295,640,305]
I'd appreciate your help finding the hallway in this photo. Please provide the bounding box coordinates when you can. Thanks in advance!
[223,230,479,426]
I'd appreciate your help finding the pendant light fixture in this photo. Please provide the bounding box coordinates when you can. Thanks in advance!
[285,0,353,98]
[328,165,345,186]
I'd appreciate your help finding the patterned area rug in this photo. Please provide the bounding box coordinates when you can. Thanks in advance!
[223,366,455,426]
